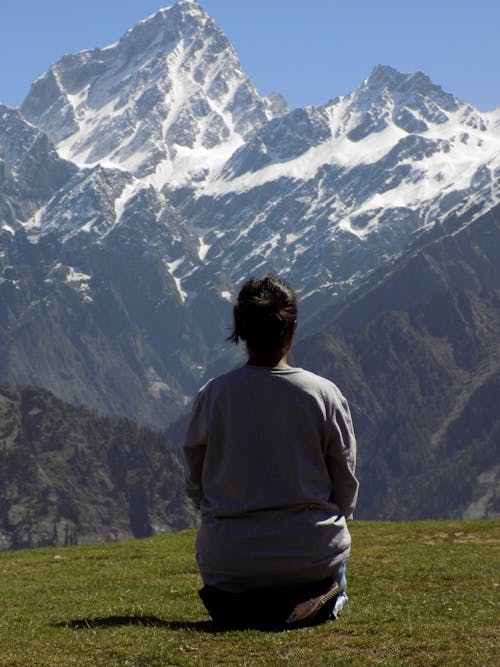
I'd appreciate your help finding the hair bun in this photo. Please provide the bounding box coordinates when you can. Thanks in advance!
[228,274,297,347]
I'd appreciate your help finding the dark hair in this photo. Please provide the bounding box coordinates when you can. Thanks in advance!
[228,274,298,348]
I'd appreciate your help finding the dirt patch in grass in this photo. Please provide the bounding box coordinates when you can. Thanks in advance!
[419,530,500,545]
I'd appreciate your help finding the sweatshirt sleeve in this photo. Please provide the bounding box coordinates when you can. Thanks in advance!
[183,387,208,510]
[325,392,359,520]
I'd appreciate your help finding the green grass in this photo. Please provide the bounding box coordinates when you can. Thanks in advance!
[0,520,498,666]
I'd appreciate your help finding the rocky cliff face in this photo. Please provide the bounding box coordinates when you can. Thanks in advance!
[0,105,76,231]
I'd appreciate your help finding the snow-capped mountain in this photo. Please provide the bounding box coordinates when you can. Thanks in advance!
[18,3,500,310]
[176,63,500,296]
[1,0,499,430]
[20,0,287,181]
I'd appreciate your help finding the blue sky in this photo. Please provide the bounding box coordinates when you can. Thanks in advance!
[1,0,499,111]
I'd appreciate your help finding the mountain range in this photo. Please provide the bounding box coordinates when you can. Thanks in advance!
[0,0,498,537]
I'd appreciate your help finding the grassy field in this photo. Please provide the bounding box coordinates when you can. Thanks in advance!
[0,520,498,666]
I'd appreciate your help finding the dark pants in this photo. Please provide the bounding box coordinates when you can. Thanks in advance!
[199,560,348,630]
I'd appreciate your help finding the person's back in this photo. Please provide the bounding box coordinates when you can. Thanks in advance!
[184,274,359,626]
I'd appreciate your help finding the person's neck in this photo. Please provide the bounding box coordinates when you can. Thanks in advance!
[246,346,290,368]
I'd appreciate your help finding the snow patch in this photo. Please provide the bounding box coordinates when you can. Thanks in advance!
[66,267,91,283]
[146,367,171,399]
[164,258,187,302]
[65,267,93,302]
[192,226,212,260]
[114,181,139,222]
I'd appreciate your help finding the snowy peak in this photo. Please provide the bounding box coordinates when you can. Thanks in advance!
[20,1,283,180]
[108,0,217,72]
[335,65,462,141]
[363,65,459,107]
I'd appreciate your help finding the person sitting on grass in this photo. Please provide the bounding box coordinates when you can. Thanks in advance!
[183,274,359,629]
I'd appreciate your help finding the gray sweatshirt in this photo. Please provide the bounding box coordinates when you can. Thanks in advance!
[184,364,359,592]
